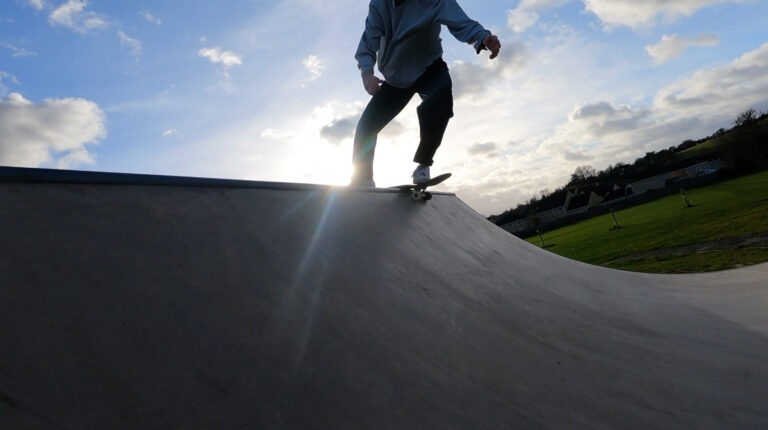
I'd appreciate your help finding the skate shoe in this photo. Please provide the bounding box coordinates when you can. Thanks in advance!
[411,165,430,184]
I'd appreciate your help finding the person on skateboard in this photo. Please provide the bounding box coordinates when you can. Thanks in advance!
[350,0,501,188]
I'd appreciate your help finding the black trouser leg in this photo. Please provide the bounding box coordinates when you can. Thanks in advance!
[352,83,413,181]
[413,59,453,167]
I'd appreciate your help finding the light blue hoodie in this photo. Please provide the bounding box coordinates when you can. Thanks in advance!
[356,0,490,88]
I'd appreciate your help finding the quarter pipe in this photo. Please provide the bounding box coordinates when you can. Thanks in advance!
[1,167,767,429]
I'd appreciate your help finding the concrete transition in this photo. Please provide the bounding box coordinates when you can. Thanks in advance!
[1,166,767,429]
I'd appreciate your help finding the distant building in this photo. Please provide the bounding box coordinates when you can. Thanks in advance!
[534,190,572,223]
[599,184,631,206]
[500,216,529,234]
[497,206,532,234]
[566,190,604,216]
[628,160,722,195]
[499,190,573,234]
[678,159,722,178]
[629,173,671,195]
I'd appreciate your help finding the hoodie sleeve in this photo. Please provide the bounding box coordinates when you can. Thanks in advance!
[436,0,491,54]
[355,5,385,74]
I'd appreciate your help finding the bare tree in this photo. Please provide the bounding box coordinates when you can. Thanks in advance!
[734,108,758,127]
[569,165,597,187]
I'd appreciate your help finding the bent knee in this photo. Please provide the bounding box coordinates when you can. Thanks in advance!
[418,95,453,119]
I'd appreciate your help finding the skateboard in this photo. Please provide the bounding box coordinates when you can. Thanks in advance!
[392,173,452,201]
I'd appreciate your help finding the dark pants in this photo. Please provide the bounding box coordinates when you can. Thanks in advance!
[352,58,454,181]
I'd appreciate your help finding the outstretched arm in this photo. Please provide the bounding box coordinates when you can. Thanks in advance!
[437,0,499,59]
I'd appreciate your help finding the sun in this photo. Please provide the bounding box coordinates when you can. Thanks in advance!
[297,141,353,186]
[291,137,422,187]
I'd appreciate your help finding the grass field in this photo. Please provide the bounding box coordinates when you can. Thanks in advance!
[525,170,768,273]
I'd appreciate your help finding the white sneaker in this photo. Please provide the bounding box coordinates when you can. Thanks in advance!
[412,165,430,184]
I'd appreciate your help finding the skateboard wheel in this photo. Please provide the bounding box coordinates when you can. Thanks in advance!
[425,193,433,200]
[411,190,422,201]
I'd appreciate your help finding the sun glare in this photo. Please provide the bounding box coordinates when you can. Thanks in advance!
[285,100,426,188]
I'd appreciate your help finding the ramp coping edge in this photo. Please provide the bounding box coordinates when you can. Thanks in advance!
[0,166,454,195]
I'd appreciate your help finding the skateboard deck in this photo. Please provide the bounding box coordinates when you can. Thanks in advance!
[392,173,452,201]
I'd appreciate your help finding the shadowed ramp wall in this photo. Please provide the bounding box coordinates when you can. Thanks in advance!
[1,167,767,429]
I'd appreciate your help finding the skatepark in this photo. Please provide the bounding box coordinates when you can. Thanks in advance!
[2,166,768,428]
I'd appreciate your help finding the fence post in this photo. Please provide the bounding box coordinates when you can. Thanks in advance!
[681,189,692,208]
[610,208,622,230]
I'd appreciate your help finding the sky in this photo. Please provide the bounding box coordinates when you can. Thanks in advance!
[1,0,767,216]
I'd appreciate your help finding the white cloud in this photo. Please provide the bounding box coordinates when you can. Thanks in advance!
[645,34,719,64]
[49,0,108,33]
[507,8,539,33]
[583,0,738,28]
[27,0,45,10]
[162,129,177,137]
[0,71,21,96]
[0,42,39,57]
[140,10,162,25]
[261,128,296,140]
[198,46,242,67]
[302,54,326,82]
[320,116,357,143]
[506,0,570,32]
[198,46,243,77]
[545,101,651,154]
[655,42,768,119]
[450,40,529,102]
[535,43,768,176]
[570,101,650,131]
[563,149,590,161]
[467,142,500,157]
[54,147,94,168]
[520,0,573,8]
[505,0,740,33]
[319,111,406,145]
[117,30,142,58]
[0,92,106,168]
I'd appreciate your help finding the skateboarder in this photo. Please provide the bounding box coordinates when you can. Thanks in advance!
[350,0,501,188]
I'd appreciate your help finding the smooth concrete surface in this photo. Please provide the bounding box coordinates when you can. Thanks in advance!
[1,168,768,429]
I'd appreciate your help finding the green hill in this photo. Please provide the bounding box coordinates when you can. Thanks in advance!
[674,135,727,161]
[675,114,768,164]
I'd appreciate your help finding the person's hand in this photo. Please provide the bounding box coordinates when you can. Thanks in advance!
[362,70,383,95]
[483,34,501,60]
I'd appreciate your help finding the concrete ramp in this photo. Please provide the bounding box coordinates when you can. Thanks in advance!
[1,166,767,429]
